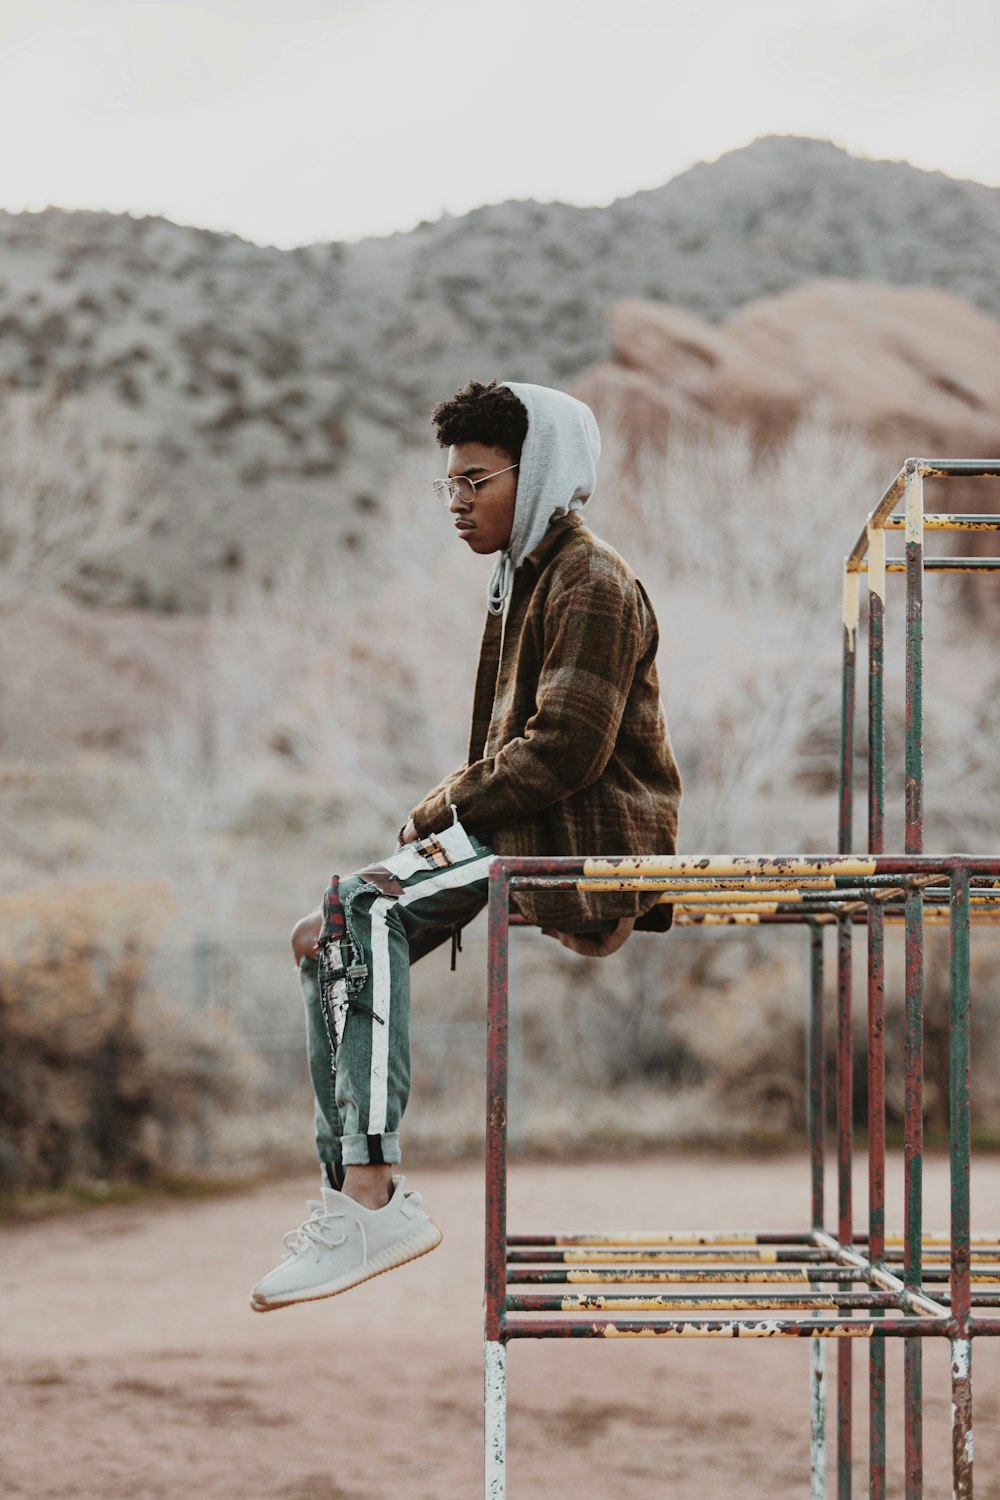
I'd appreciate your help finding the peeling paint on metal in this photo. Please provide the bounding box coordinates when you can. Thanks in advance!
[484,1340,507,1500]
[843,568,860,650]
[867,519,886,605]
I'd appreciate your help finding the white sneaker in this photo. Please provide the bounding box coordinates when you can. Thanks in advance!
[250,1176,442,1312]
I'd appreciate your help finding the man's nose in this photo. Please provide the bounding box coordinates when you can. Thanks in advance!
[449,488,471,515]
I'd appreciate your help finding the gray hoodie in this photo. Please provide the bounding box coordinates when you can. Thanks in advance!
[486,382,602,615]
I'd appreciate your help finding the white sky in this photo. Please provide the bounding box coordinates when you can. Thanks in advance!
[0,0,997,248]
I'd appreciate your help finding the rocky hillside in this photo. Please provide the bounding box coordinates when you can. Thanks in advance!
[2,134,999,607]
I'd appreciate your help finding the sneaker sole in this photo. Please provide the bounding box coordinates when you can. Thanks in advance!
[250,1218,443,1312]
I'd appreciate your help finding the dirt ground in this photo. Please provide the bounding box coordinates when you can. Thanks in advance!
[3,1152,999,1500]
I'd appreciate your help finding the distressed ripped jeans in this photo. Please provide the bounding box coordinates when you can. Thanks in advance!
[299,821,494,1178]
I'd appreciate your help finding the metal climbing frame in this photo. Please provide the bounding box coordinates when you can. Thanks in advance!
[483,458,1000,1498]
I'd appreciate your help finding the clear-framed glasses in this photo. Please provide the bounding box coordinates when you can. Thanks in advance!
[432,462,518,505]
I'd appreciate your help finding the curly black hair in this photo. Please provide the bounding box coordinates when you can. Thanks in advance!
[430,378,528,461]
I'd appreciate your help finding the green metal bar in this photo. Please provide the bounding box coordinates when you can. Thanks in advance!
[950,865,973,1323]
[837,913,854,1500]
[840,567,858,855]
[809,921,828,1498]
[903,466,925,856]
[918,459,1000,476]
[950,863,973,1500]
[836,564,859,1500]
[867,902,887,1500]
[866,519,887,1500]
[810,924,826,1232]
[902,457,925,1499]
[903,889,925,1498]
[859,558,1000,572]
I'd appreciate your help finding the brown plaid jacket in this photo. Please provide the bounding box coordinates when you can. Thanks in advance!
[409,511,682,933]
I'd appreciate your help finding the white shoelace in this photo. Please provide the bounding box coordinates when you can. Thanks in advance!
[281,1200,362,1259]
[280,1188,422,1263]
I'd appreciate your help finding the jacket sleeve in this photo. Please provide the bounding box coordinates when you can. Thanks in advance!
[413,760,467,812]
[409,559,642,836]
[403,760,467,837]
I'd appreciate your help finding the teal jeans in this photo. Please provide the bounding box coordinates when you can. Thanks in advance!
[299,825,494,1177]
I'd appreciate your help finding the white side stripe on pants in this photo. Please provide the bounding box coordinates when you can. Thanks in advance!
[368,896,393,1134]
[396,854,495,909]
[369,854,492,1135]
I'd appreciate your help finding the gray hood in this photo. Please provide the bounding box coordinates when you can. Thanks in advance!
[487,382,601,615]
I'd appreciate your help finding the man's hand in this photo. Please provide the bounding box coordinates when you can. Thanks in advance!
[398,819,419,846]
[291,906,324,963]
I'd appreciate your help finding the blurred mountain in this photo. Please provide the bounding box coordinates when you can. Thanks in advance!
[1,133,998,606]
[575,280,1000,458]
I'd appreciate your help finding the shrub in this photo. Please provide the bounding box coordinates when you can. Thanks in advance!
[0,880,254,1191]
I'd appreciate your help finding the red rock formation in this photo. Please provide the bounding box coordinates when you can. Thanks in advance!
[573,279,1000,464]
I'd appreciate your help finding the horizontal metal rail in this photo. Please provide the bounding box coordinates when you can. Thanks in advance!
[857,558,1000,572]
[845,456,1000,570]
[503,1316,953,1340]
[884,514,1000,530]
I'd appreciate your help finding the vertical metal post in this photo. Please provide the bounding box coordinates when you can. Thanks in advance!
[903,882,925,1498]
[485,1341,508,1500]
[903,462,925,1497]
[840,567,859,858]
[485,860,510,1500]
[866,901,887,1500]
[866,519,886,858]
[837,566,858,1500]
[812,1334,828,1500]
[950,862,973,1500]
[809,921,827,1498]
[810,923,826,1232]
[902,461,925,854]
[837,914,854,1500]
[508,931,524,1155]
[866,519,887,1500]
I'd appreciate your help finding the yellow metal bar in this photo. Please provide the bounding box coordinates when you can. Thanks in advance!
[635,876,837,889]
[521,1230,778,1246]
[882,1234,1000,1247]
[884,514,1000,531]
[581,856,879,878]
[544,1267,1000,1284]
[548,1295,860,1312]
[675,913,761,925]
[868,517,886,605]
[557,1269,862,1284]
[670,901,781,914]
[593,1325,886,1340]
[648,889,802,904]
[560,1248,783,1264]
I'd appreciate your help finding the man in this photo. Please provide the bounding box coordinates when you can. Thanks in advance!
[250,379,682,1312]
